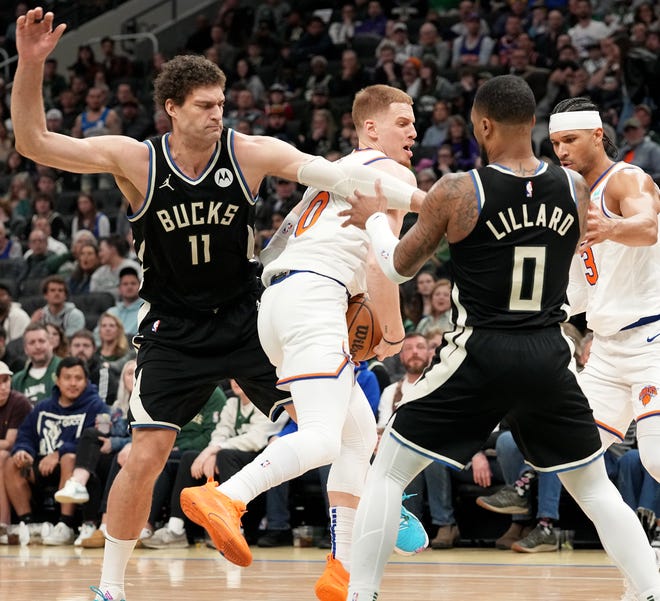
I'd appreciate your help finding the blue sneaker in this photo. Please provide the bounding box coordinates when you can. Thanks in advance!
[394,494,429,556]
[90,586,126,601]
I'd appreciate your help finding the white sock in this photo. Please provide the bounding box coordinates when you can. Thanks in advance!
[168,517,185,535]
[330,506,355,571]
[100,533,137,599]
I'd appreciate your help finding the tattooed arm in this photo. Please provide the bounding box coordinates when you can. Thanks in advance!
[340,173,479,282]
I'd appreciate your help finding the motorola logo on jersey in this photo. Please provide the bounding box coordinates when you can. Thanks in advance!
[215,168,234,187]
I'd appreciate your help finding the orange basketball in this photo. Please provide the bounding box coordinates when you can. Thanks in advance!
[346,294,382,362]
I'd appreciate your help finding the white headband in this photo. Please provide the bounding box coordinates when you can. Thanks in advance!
[549,110,602,134]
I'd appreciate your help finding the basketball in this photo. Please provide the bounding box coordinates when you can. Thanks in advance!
[346,294,382,362]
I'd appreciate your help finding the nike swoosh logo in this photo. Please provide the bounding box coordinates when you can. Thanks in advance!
[647,332,660,343]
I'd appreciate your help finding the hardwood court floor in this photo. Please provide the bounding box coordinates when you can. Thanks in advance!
[0,543,626,600]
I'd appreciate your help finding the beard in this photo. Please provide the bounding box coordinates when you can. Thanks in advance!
[403,358,427,376]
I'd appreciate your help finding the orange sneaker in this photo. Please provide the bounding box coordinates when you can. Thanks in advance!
[180,479,252,567]
[314,553,349,601]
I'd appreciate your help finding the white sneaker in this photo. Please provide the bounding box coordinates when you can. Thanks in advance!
[42,521,75,546]
[75,522,97,547]
[54,478,89,504]
[141,526,188,549]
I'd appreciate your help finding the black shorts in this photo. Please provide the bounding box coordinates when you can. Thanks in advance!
[129,287,290,430]
[390,326,602,471]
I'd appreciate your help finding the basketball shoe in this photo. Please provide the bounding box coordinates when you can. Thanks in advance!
[395,494,429,555]
[89,585,125,601]
[180,478,251,566]
[315,553,349,601]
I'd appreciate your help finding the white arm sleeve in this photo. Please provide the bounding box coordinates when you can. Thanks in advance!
[297,156,416,211]
[259,211,299,267]
[364,212,412,284]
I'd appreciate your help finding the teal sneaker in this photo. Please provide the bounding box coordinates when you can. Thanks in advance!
[394,493,429,556]
[90,586,126,601]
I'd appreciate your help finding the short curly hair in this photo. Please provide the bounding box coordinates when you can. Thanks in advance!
[153,54,227,109]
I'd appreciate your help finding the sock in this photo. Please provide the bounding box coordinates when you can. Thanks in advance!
[18,513,33,524]
[60,514,75,528]
[514,470,536,496]
[168,517,185,536]
[100,533,137,599]
[330,506,356,572]
[538,518,553,531]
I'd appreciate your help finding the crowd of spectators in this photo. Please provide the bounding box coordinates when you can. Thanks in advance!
[0,0,658,550]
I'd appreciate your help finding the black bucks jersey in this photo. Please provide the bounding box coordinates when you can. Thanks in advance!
[130,129,258,313]
[449,162,579,329]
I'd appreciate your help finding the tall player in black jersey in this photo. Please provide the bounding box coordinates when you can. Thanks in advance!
[340,75,660,600]
[11,9,425,601]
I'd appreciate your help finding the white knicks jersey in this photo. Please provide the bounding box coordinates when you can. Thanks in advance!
[570,162,660,336]
[262,149,399,296]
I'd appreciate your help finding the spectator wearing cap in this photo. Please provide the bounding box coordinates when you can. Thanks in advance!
[265,84,294,120]
[634,104,660,145]
[451,0,491,38]
[620,117,660,180]
[389,21,419,66]
[45,107,65,134]
[0,359,32,530]
[255,177,302,233]
[401,57,423,99]
[264,105,294,144]
[451,11,495,68]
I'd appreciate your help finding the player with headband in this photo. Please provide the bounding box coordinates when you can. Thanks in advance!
[550,97,660,600]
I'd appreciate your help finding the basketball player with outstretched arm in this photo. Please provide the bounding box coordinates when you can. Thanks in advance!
[181,85,429,601]
[11,8,424,601]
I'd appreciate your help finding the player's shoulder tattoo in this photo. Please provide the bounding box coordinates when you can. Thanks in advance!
[434,172,479,239]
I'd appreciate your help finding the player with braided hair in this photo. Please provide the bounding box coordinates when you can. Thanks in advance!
[550,96,660,600]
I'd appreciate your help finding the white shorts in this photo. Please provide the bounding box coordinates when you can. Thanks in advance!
[579,320,660,441]
[257,271,352,389]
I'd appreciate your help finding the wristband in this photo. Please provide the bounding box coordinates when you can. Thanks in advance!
[382,336,405,345]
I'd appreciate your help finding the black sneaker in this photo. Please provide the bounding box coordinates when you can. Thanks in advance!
[476,485,531,515]
[511,523,558,553]
[257,529,293,547]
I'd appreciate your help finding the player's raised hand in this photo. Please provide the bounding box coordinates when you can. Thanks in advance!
[339,179,388,229]
[16,8,67,64]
